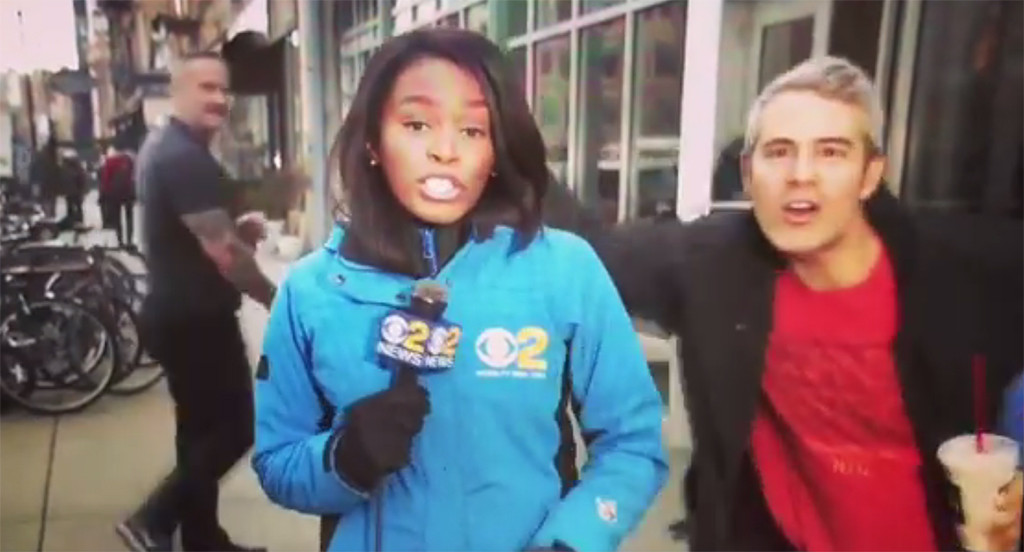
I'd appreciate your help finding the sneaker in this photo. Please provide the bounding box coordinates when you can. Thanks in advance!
[115,517,173,552]
[668,517,689,541]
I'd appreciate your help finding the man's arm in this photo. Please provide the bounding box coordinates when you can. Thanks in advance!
[157,150,277,309]
[542,174,688,330]
[182,208,277,309]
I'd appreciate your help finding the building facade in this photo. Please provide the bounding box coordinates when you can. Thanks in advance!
[86,0,249,151]
[266,0,1022,249]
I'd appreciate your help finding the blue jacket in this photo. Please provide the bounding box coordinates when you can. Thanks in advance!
[252,225,668,552]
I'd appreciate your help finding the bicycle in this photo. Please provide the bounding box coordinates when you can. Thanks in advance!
[0,272,120,415]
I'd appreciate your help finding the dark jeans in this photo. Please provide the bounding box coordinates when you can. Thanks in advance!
[113,201,135,246]
[136,308,253,550]
[66,195,83,225]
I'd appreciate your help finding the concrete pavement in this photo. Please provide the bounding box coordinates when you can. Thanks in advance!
[0,198,691,551]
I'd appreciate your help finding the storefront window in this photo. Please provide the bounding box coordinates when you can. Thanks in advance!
[758,17,814,90]
[712,0,831,202]
[466,2,488,35]
[582,0,623,15]
[632,2,685,219]
[534,34,571,185]
[577,18,625,224]
[901,0,1023,217]
[537,0,573,29]
[508,0,528,36]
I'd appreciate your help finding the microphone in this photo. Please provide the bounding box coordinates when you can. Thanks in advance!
[375,279,461,383]
[371,280,460,552]
[409,279,448,321]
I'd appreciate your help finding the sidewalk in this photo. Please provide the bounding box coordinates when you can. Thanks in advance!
[1,210,689,551]
[0,253,320,552]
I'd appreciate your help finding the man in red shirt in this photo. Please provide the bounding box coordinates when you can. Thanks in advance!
[98,147,137,247]
[548,56,1024,550]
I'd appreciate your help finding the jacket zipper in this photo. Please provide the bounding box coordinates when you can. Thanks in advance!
[420,228,439,277]
[419,226,469,548]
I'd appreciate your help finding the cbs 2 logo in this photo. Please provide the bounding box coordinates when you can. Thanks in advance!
[381,314,461,357]
[475,326,550,370]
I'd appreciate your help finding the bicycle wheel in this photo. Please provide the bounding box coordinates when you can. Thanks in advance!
[108,299,165,396]
[98,255,146,313]
[0,299,119,415]
[1,346,37,413]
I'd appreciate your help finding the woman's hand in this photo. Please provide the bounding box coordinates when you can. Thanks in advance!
[988,470,1023,551]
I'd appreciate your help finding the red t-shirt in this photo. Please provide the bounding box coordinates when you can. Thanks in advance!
[750,250,937,551]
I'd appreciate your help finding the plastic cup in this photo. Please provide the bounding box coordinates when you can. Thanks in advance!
[937,433,1020,551]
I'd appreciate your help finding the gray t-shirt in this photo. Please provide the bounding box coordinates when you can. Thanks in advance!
[136,118,241,319]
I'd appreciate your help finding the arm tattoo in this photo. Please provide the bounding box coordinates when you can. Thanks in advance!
[181,209,277,308]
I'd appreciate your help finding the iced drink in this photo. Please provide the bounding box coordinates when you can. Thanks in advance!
[937,434,1020,551]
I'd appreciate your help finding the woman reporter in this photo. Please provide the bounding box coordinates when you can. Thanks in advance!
[251,28,667,552]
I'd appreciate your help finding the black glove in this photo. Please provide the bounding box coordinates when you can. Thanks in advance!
[526,542,575,552]
[332,366,430,492]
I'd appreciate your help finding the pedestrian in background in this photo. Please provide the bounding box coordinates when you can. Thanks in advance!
[116,51,273,552]
[59,149,86,226]
[99,146,137,247]
[29,136,61,217]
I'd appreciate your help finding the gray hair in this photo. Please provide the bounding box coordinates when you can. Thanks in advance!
[743,56,884,155]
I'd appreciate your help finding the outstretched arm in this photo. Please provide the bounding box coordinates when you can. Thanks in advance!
[543,176,688,330]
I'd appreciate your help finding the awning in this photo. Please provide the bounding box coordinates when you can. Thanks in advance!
[222,30,286,95]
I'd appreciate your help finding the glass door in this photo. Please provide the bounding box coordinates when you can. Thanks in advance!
[748,0,832,105]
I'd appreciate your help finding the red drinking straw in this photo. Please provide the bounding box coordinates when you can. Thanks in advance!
[974,355,986,453]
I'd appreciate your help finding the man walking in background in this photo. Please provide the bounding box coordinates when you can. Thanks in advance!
[29,137,61,217]
[116,51,274,552]
[59,149,87,226]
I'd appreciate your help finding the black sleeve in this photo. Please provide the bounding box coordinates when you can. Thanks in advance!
[160,152,225,217]
[541,173,605,239]
[541,174,687,331]
[589,218,687,331]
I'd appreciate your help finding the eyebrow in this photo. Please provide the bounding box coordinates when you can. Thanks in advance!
[760,136,856,148]
[816,137,855,148]
[396,94,488,109]
[397,94,436,107]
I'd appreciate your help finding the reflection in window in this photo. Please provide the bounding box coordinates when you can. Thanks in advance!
[632,2,686,218]
[582,0,623,15]
[537,0,573,29]
[902,0,1023,218]
[508,0,528,36]
[578,18,625,224]
[534,35,571,186]
[437,12,460,28]
[711,138,745,202]
[466,2,488,35]
[349,0,379,25]
[509,47,527,98]
[758,17,814,90]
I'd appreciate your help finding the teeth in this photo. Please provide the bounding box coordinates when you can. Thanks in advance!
[423,177,458,200]
[787,201,815,210]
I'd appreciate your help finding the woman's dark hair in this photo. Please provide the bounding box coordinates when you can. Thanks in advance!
[332,28,548,275]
